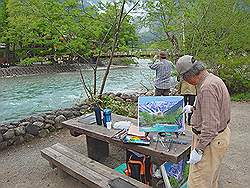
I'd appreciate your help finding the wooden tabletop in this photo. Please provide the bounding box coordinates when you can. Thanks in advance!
[62,113,192,164]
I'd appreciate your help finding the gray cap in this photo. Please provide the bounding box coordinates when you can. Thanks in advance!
[176,55,196,75]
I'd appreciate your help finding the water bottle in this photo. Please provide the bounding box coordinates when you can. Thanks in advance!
[103,108,112,129]
[94,104,102,126]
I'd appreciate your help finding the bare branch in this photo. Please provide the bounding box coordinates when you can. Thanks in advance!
[93,18,118,95]
[121,0,140,23]
[99,0,126,96]
[79,68,94,100]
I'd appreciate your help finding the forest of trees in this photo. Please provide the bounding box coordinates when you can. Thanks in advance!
[0,0,249,95]
[0,0,138,61]
[140,0,249,94]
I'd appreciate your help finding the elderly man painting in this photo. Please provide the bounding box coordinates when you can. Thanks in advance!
[176,55,231,188]
[149,51,173,96]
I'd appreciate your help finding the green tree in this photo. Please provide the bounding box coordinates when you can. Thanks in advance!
[2,0,140,98]
[142,0,250,93]
[0,0,7,38]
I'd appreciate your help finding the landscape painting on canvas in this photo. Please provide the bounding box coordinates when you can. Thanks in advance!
[138,96,184,132]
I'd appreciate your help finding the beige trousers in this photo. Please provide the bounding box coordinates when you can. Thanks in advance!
[188,127,231,188]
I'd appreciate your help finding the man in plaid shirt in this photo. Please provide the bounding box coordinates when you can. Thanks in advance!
[176,55,231,188]
[149,51,173,96]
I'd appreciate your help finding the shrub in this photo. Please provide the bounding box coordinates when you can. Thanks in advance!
[19,57,45,66]
[218,55,250,94]
[231,93,250,102]
[99,95,137,118]
[112,57,137,65]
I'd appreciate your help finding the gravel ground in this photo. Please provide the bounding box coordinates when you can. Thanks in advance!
[0,102,249,188]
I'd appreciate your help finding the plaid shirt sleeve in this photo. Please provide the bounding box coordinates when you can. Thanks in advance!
[149,61,160,70]
[196,88,221,151]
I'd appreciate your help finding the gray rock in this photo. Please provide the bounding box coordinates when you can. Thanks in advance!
[26,123,40,136]
[115,96,124,102]
[7,138,15,146]
[45,115,56,121]
[80,105,90,110]
[107,92,115,96]
[109,93,116,98]
[120,93,130,100]
[72,111,81,117]
[44,124,56,132]
[145,91,154,96]
[63,108,72,111]
[45,111,56,115]
[116,92,122,97]
[55,110,63,116]
[14,126,26,136]
[55,115,66,123]
[126,98,133,103]
[33,121,44,129]
[0,141,8,150]
[38,129,49,138]
[37,116,45,122]
[101,93,109,97]
[19,122,30,127]
[44,119,55,124]
[28,116,45,123]
[131,95,138,102]
[10,122,19,126]
[79,102,89,107]
[13,136,25,145]
[6,125,15,129]
[71,106,81,111]
[0,126,8,134]
[3,129,15,140]
[54,123,63,129]
[61,110,74,119]
[44,124,52,129]
[24,134,35,142]
[0,133,3,142]
[54,115,66,129]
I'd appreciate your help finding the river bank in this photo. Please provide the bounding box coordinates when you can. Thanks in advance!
[0,92,147,151]
[0,61,154,123]
[0,63,130,78]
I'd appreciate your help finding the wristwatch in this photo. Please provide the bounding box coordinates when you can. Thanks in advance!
[195,148,204,155]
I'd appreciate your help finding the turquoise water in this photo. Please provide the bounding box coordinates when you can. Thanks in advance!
[0,60,155,123]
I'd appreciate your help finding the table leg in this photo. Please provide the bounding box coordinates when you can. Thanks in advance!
[86,135,109,162]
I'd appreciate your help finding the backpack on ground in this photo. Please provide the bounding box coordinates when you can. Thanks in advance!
[125,150,152,185]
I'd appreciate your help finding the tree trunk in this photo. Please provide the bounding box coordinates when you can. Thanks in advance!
[99,0,126,96]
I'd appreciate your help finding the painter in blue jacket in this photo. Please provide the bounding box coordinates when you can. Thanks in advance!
[149,51,173,96]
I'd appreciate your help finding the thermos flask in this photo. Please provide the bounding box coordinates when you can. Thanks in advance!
[103,108,112,129]
[94,104,102,125]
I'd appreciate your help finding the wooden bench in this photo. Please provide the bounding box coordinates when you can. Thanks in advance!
[41,143,150,188]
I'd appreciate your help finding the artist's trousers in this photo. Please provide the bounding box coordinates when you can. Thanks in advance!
[188,127,231,188]
[155,87,170,96]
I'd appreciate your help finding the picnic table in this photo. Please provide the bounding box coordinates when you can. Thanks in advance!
[62,113,191,165]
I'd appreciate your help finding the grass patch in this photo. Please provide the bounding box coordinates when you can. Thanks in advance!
[112,57,137,65]
[231,92,250,102]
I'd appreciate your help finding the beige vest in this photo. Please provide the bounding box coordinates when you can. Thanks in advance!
[180,80,197,95]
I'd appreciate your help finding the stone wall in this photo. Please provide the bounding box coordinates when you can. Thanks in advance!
[0,92,153,151]
[0,64,90,78]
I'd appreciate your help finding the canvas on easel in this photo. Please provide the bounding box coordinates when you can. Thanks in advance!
[138,96,184,133]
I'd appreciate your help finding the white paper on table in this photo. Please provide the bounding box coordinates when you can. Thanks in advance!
[113,121,131,130]
[127,124,145,137]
